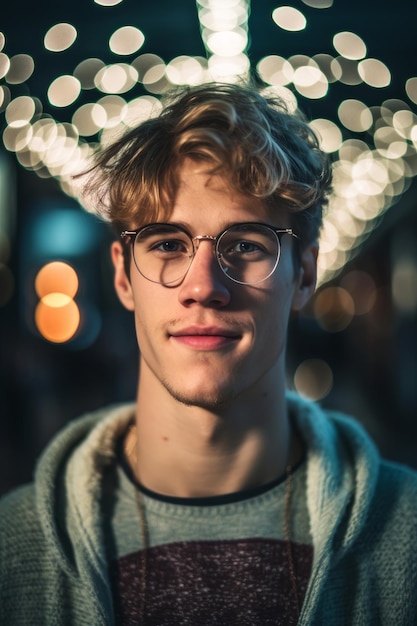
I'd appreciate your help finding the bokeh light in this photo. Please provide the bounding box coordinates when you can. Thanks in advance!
[74,58,106,89]
[5,96,36,127]
[35,297,80,343]
[310,118,343,153]
[358,58,391,88]
[109,26,145,55]
[294,359,334,400]
[338,99,373,132]
[44,23,77,52]
[48,76,81,107]
[293,65,328,99]
[94,63,138,94]
[313,286,355,332]
[272,6,307,31]
[35,261,78,299]
[166,56,207,85]
[72,103,107,136]
[34,261,80,343]
[5,54,35,84]
[257,55,293,86]
[333,32,366,60]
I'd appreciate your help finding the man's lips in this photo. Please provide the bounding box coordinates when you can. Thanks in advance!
[169,326,241,350]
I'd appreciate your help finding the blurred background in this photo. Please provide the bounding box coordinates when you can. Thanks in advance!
[1,0,417,496]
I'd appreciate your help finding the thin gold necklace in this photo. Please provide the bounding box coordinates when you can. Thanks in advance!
[124,424,300,622]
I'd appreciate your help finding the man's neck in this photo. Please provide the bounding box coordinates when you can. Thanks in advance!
[127,362,301,498]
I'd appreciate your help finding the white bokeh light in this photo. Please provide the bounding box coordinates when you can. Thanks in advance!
[48,76,81,107]
[109,26,145,55]
[44,23,77,52]
[272,6,307,31]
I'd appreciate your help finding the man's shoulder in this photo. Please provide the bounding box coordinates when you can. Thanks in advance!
[364,458,417,543]
[0,483,37,523]
[0,483,45,561]
[376,458,417,502]
[0,403,135,545]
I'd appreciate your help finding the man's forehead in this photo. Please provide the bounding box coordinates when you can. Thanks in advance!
[128,158,290,229]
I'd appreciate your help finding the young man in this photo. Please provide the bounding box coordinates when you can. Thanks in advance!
[1,83,416,625]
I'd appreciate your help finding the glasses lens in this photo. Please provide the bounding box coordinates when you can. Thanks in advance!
[133,225,193,285]
[217,224,280,284]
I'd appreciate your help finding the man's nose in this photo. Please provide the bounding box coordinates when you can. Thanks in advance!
[177,240,231,307]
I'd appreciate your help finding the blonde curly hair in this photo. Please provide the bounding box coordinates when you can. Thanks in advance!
[83,82,332,246]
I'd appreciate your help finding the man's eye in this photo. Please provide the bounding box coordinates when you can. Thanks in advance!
[151,239,187,253]
[227,240,263,254]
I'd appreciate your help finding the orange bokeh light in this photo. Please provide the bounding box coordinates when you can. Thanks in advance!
[35,295,80,343]
[35,261,79,298]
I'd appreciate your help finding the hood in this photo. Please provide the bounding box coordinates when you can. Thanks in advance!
[287,393,380,624]
[34,403,136,621]
[287,393,379,555]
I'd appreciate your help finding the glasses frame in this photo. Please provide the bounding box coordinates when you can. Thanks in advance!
[120,222,299,286]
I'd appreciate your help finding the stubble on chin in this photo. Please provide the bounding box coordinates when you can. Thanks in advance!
[160,377,239,410]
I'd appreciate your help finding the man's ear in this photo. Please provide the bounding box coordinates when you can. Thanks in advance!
[111,241,135,311]
[291,243,318,312]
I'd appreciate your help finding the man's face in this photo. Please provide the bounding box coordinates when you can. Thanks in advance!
[112,158,317,410]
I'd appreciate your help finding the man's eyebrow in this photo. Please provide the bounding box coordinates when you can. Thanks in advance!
[163,220,265,233]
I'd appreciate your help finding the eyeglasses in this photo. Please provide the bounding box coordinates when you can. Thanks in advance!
[120,222,299,286]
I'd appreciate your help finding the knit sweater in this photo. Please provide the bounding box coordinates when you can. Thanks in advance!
[1,394,417,625]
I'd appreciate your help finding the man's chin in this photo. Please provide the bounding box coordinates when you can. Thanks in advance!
[164,382,238,411]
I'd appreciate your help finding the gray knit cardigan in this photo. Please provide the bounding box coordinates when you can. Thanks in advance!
[1,394,417,625]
